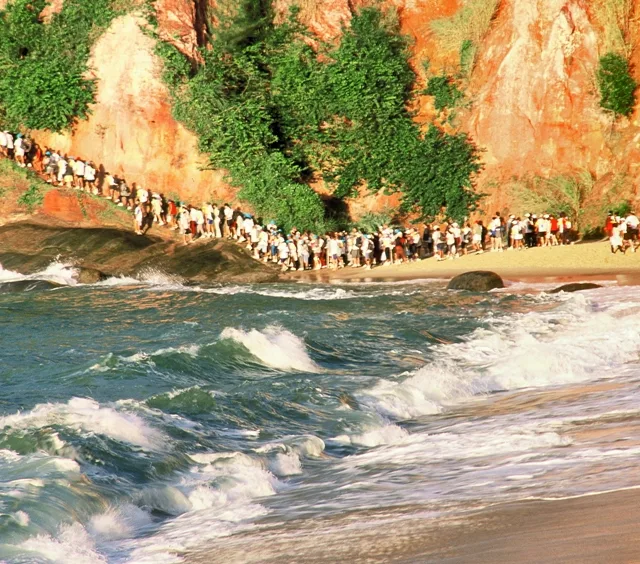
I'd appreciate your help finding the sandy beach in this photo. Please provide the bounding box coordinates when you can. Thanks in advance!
[290,240,640,284]
[190,488,640,564]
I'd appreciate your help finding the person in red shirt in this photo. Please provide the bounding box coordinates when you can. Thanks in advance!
[605,211,615,237]
[550,215,559,245]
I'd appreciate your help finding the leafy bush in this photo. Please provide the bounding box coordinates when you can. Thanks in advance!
[17,182,44,211]
[425,74,464,111]
[611,199,632,216]
[598,52,637,117]
[157,3,482,227]
[511,171,596,231]
[355,210,397,233]
[0,0,120,131]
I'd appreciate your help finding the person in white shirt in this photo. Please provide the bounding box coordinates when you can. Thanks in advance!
[13,135,25,167]
[0,131,7,157]
[74,159,85,190]
[179,207,192,245]
[213,205,222,238]
[433,227,444,261]
[223,205,234,238]
[610,222,625,254]
[84,162,96,193]
[5,132,14,157]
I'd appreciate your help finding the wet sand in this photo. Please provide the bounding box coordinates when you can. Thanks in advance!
[189,489,640,563]
[290,241,640,285]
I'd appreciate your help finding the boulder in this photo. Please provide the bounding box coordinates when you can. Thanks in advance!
[549,283,602,294]
[447,271,505,292]
[76,267,108,284]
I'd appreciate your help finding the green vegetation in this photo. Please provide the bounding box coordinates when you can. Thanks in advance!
[425,73,464,111]
[0,0,122,131]
[17,182,45,212]
[597,52,637,117]
[0,158,51,212]
[158,2,482,229]
[510,171,596,232]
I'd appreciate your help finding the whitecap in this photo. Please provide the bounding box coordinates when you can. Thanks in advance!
[220,325,320,372]
[359,290,640,419]
[0,397,166,450]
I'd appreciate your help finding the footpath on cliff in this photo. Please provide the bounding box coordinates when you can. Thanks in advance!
[0,161,279,284]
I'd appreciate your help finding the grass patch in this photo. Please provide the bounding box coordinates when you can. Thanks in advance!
[431,0,499,72]
[591,0,633,56]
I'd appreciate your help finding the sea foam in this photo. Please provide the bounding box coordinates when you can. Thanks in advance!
[0,260,79,286]
[359,289,640,420]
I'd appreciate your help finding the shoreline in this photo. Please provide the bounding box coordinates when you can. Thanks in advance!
[191,488,640,563]
[287,240,640,286]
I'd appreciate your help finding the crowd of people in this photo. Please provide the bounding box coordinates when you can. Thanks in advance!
[3,129,634,272]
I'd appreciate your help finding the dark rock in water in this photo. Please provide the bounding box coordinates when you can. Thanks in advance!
[0,280,62,293]
[549,283,603,294]
[447,271,505,291]
[76,267,107,285]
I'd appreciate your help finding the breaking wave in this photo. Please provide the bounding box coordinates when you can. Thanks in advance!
[359,289,640,420]
[220,326,321,372]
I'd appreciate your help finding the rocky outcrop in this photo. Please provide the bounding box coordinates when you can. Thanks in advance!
[0,221,279,283]
[447,271,505,291]
[549,282,603,293]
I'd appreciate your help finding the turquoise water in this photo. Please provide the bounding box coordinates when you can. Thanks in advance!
[1,264,640,562]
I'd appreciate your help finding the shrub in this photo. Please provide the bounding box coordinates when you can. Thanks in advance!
[0,0,121,131]
[598,52,637,117]
[425,74,464,111]
[459,39,476,76]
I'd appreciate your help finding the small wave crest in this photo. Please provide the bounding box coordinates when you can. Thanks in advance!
[220,326,320,373]
[0,398,166,450]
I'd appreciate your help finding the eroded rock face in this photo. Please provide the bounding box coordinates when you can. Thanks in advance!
[468,0,601,178]
[18,0,640,220]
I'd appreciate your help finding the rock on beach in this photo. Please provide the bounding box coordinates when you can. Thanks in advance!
[447,271,505,292]
[549,283,603,294]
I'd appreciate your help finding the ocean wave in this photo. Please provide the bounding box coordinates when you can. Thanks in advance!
[330,424,409,448]
[254,435,326,477]
[0,398,166,450]
[18,522,107,564]
[220,325,321,373]
[337,422,570,471]
[0,261,79,288]
[110,451,280,563]
[359,289,640,420]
